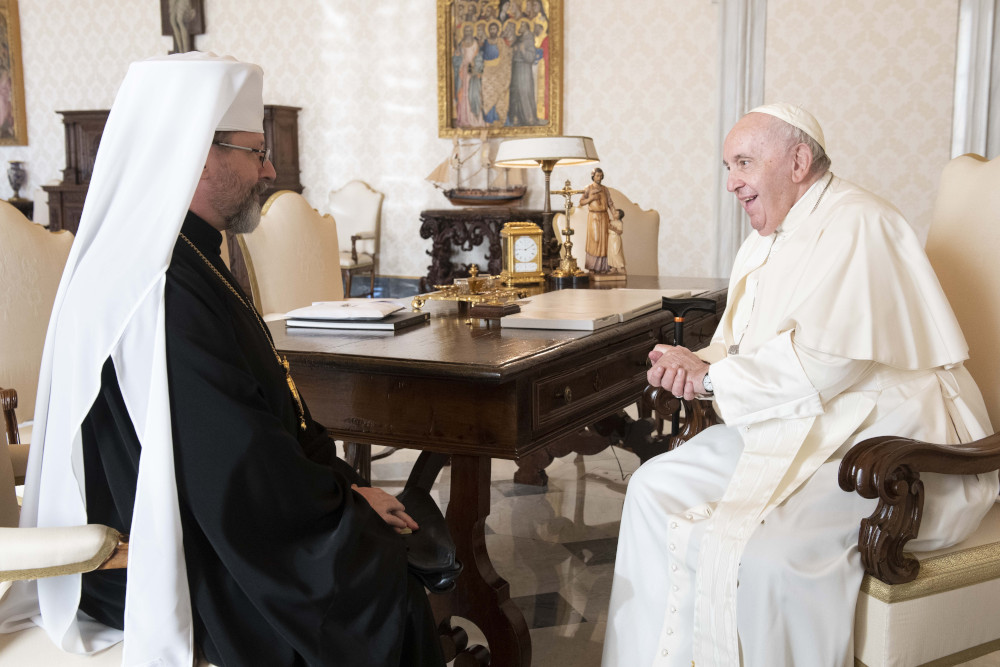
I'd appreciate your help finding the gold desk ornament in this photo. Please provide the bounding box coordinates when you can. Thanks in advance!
[548,179,590,286]
[499,221,545,285]
[411,264,532,316]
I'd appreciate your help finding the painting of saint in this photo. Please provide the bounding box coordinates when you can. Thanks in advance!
[0,0,26,146]
[439,0,561,137]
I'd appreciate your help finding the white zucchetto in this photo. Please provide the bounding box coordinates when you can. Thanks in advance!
[748,103,826,151]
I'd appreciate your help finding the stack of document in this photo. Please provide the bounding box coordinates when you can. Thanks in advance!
[284,299,429,331]
[500,288,697,331]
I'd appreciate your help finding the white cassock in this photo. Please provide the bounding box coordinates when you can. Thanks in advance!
[602,174,1000,667]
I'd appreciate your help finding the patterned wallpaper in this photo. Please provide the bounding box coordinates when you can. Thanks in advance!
[764,0,959,244]
[0,0,959,278]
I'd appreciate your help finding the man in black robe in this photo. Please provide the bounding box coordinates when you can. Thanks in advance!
[72,62,445,666]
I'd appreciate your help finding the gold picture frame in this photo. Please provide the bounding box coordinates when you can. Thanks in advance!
[0,0,27,146]
[437,0,562,138]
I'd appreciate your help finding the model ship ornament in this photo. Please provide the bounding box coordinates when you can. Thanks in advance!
[426,133,526,206]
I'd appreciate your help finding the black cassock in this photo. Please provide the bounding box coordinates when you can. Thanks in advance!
[78,212,444,667]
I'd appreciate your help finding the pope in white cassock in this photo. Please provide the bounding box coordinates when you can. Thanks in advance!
[601,104,1000,666]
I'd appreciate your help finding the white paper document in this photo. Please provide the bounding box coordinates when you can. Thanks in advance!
[283,299,404,321]
[501,288,695,331]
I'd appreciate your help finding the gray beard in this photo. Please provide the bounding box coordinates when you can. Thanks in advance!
[226,183,266,234]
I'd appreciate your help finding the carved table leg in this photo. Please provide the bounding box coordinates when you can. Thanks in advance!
[431,454,532,666]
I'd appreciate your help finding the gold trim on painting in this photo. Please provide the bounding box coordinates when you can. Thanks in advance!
[0,0,26,146]
[437,0,562,138]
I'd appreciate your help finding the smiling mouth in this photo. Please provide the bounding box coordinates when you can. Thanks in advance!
[741,195,757,208]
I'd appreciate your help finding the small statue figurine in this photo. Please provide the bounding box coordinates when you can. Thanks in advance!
[578,168,625,281]
[607,207,626,275]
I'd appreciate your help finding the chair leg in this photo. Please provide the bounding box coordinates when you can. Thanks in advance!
[368,269,375,298]
[342,269,353,299]
[344,442,372,483]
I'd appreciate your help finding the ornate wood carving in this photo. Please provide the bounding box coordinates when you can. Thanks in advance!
[1,386,20,445]
[838,433,1000,584]
[643,386,721,455]
[419,207,548,291]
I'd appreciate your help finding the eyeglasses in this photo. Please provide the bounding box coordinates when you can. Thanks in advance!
[212,141,271,167]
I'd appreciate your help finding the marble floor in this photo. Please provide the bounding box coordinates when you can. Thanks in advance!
[367,441,634,667]
[367,442,1000,667]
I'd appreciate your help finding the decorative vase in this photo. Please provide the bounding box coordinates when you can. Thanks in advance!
[7,160,25,200]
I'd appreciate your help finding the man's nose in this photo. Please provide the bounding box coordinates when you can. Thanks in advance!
[726,171,740,193]
[260,158,277,182]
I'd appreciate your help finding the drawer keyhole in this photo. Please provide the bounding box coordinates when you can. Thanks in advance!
[556,386,572,404]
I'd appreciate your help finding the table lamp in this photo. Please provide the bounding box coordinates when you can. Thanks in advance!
[493,136,599,214]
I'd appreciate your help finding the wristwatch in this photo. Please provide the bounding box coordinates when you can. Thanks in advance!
[702,369,714,394]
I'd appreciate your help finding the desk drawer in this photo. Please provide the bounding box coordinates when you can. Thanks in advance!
[532,333,652,431]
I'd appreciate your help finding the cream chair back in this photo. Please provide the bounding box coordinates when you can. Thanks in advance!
[219,231,232,268]
[236,191,344,320]
[327,180,384,269]
[557,187,660,275]
[0,418,17,527]
[613,188,660,276]
[925,154,1000,424]
[0,202,73,428]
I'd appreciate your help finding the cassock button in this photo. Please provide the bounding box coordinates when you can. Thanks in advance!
[672,585,679,592]
[669,543,676,551]
[669,606,677,614]
[671,564,679,572]
[662,648,669,656]
[670,521,678,529]
[685,513,693,520]
[666,628,674,635]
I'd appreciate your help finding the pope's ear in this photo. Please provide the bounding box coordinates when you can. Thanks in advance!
[790,143,813,183]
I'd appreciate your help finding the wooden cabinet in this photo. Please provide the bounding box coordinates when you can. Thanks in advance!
[418,207,554,291]
[42,109,106,233]
[43,106,302,235]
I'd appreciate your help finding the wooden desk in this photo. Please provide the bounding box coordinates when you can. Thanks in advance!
[271,276,727,666]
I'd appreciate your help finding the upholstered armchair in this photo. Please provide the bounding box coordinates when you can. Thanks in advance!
[646,154,1000,666]
[236,190,345,322]
[327,180,384,298]
[0,201,73,484]
[0,391,133,662]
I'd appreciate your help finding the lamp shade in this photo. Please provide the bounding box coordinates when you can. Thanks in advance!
[494,136,599,168]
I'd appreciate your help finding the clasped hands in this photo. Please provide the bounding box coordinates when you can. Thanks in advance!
[352,484,419,534]
[647,344,710,401]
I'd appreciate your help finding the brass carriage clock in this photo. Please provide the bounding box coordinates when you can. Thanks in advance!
[499,221,545,285]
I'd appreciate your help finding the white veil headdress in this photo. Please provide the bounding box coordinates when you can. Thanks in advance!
[0,52,264,666]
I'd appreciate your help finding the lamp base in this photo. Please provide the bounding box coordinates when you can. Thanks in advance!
[546,271,590,288]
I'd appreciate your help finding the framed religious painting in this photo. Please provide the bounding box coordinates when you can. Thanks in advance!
[0,0,27,146]
[437,0,562,138]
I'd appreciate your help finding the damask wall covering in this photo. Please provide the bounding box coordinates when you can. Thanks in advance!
[0,0,959,279]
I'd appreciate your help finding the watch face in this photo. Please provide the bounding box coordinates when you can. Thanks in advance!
[513,236,537,263]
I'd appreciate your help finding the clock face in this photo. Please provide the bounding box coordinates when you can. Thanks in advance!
[513,236,538,264]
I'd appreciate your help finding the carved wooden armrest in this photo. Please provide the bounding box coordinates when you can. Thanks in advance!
[642,385,719,450]
[838,432,1000,584]
[349,231,375,263]
[1,386,20,446]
